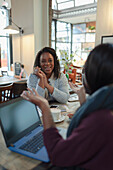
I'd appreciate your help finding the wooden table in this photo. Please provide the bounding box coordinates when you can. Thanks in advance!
[0,76,27,86]
[0,101,80,170]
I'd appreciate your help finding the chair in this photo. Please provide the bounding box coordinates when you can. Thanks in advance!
[0,83,13,103]
[12,81,27,98]
[73,65,83,82]
[68,68,77,84]
[1,70,8,76]
[63,68,77,84]
[63,67,82,85]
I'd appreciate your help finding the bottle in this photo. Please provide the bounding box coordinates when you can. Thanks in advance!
[66,73,69,80]
[11,64,14,71]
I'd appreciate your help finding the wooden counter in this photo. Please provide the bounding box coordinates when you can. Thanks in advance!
[0,76,27,86]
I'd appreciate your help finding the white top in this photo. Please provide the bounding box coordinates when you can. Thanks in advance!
[27,72,70,104]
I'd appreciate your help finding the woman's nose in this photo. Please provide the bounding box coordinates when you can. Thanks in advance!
[45,61,50,65]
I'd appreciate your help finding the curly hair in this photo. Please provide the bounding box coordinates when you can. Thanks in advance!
[34,47,60,79]
[84,43,113,94]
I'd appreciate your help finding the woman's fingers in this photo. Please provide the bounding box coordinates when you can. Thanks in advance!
[41,71,46,78]
[33,66,42,76]
[21,91,30,100]
[27,88,34,94]
[69,83,78,92]
[69,82,78,88]
[32,88,39,96]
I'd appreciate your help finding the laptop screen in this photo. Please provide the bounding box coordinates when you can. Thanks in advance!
[0,97,41,145]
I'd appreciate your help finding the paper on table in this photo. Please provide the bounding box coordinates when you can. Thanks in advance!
[68,93,79,102]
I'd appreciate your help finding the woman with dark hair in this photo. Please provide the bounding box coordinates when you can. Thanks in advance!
[27,47,70,103]
[22,43,113,169]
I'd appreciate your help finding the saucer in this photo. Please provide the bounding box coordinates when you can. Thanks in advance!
[54,115,65,123]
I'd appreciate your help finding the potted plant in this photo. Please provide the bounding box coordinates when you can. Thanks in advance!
[59,50,76,80]
[88,25,95,32]
[59,50,76,73]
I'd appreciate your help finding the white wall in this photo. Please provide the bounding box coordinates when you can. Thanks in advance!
[34,0,49,55]
[95,0,113,45]
[11,0,49,75]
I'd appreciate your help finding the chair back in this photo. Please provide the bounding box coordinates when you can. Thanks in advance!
[12,81,27,98]
[68,68,77,84]
[1,70,8,76]
[73,65,83,82]
[0,83,13,103]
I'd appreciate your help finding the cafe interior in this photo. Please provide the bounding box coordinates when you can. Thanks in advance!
[0,0,113,169]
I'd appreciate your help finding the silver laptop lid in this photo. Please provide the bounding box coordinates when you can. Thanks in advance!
[0,97,42,147]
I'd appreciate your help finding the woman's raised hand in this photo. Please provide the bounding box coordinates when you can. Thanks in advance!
[69,82,86,105]
[33,67,47,88]
[33,67,44,78]
[21,88,49,111]
[69,82,81,95]
[40,71,48,87]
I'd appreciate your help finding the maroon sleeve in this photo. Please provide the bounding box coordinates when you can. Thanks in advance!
[43,112,105,167]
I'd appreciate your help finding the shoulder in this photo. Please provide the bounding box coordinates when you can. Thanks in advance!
[81,109,113,130]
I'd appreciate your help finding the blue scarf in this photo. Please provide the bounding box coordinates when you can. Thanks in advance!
[67,85,113,137]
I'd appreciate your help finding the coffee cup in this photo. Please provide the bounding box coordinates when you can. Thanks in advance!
[50,108,61,122]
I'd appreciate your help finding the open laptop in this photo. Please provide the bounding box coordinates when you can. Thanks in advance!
[0,97,50,162]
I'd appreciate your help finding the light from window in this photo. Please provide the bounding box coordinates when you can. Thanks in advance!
[58,1,74,10]
[75,0,94,6]
[51,21,55,40]
[72,22,96,66]
[0,9,11,69]
[73,34,85,43]
[51,41,55,49]
[57,0,70,3]
[52,0,57,10]
[86,33,95,42]
[57,21,71,42]
[73,24,86,34]
[0,9,8,36]
[56,42,71,60]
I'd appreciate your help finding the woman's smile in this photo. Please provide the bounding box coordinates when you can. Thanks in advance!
[40,52,54,77]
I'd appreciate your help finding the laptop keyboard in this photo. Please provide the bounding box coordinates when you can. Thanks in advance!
[19,131,44,154]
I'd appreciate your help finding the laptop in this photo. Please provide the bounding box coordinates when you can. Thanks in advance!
[0,97,50,162]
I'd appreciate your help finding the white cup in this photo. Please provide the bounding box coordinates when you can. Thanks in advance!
[50,108,61,122]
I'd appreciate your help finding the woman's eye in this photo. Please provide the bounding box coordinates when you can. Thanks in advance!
[42,60,46,63]
[48,59,52,63]
[41,59,52,63]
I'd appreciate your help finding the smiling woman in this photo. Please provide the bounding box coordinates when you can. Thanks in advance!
[27,47,70,104]
[40,52,54,79]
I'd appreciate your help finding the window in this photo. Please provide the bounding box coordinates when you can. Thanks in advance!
[51,20,71,61]
[51,20,96,66]
[52,0,97,10]
[51,20,56,49]
[75,0,94,6]
[58,1,74,10]
[72,22,95,65]
[0,8,12,70]
[51,0,96,66]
